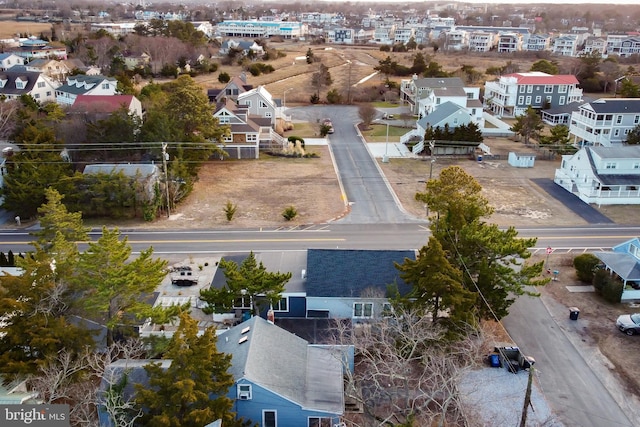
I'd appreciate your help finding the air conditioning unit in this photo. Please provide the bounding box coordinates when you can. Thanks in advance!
[238,392,250,400]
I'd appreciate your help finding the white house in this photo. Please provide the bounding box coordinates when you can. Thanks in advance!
[0,70,59,103]
[554,145,640,205]
[0,53,24,71]
[55,75,118,106]
[568,98,640,147]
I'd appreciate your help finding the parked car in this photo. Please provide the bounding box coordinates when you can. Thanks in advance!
[616,313,640,335]
[382,113,394,120]
[322,118,334,134]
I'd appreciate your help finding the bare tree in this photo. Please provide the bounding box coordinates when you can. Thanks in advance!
[0,99,19,140]
[358,104,377,130]
[329,307,483,427]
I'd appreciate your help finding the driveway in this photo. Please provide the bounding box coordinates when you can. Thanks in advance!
[532,178,613,224]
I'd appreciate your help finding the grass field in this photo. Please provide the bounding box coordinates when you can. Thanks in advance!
[0,20,52,39]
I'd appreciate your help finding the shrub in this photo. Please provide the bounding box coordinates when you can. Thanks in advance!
[282,206,298,221]
[310,93,320,104]
[218,72,230,83]
[326,88,342,104]
[602,279,623,303]
[592,268,609,294]
[573,253,601,283]
[223,201,237,221]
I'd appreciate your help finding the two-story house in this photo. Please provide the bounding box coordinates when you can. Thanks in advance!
[0,70,59,103]
[483,72,583,118]
[468,31,497,52]
[213,99,279,159]
[324,27,355,44]
[551,35,579,56]
[237,85,286,128]
[554,145,640,205]
[25,58,72,82]
[523,34,551,52]
[497,33,522,53]
[55,75,118,106]
[207,74,254,104]
[0,53,24,71]
[568,98,640,147]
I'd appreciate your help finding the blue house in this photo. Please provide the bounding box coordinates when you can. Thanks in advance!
[305,249,415,319]
[593,237,640,301]
[217,316,344,427]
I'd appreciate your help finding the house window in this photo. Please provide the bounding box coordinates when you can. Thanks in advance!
[436,97,441,105]
[559,96,565,105]
[525,96,531,105]
[527,85,533,93]
[634,163,640,169]
[15,80,25,89]
[247,134,257,142]
[237,384,252,400]
[614,129,620,137]
[544,85,553,93]
[519,85,525,93]
[34,93,40,99]
[37,81,45,88]
[453,118,458,125]
[616,115,623,124]
[265,112,272,118]
[234,295,252,309]
[517,96,524,105]
[263,410,276,427]
[471,108,476,115]
[535,96,541,104]
[354,302,373,318]
[223,135,232,143]
[101,83,110,89]
[559,85,567,93]
[272,297,288,312]
[46,91,51,97]
[635,115,640,124]
[382,302,393,317]
[308,417,332,427]
[546,96,552,104]
[605,162,617,169]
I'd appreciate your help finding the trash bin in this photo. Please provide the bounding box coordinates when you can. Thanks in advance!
[477,155,483,162]
[488,353,500,367]
[569,307,580,320]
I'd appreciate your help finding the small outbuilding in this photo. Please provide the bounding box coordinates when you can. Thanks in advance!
[508,152,536,168]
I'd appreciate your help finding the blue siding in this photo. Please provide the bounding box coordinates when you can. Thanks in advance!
[230,381,341,427]
[258,296,306,319]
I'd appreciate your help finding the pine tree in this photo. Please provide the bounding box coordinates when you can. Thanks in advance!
[32,187,89,247]
[135,313,240,427]
[200,251,292,315]
[75,227,168,345]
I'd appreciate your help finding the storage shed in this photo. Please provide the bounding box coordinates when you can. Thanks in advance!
[508,152,536,168]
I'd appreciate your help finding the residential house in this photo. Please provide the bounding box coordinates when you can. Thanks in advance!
[237,85,285,128]
[219,39,265,58]
[89,22,137,36]
[55,75,118,106]
[217,316,344,426]
[468,31,497,52]
[373,24,395,44]
[69,94,144,121]
[353,27,375,44]
[213,99,274,159]
[606,35,640,58]
[581,36,607,56]
[483,72,583,118]
[24,58,72,82]
[401,75,483,126]
[497,32,522,53]
[11,38,67,61]
[414,102,480,156]
[554,145,640,205]
[325,27,355,44]
[207,74,253,104]
[394,26,415,44]
[305,249,415,320]
[0,69,58,102]
[63,58,100,75]
[551,35,579,56]
[121,52,151,71]
[101,316,345,427]
[0,379,39,405]
[443,28,468,51]
[541,101,586,126]
[0,53,24,71]
[523,34,550,52]
[568,98,640,147]
[592,237,640,302]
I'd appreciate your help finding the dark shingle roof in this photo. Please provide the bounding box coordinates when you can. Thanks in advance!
[586,98,640,114]
[305,249,415,297]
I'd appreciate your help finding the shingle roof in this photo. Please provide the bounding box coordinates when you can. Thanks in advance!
[417,101,468,129]
[584,98,640,114]
[217,316,343,414]
[305,249,415,297]
[71,94,135,113]
[0,70,40,95]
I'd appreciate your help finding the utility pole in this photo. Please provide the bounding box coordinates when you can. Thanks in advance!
[162,143,171,218]
[519,366,535,427]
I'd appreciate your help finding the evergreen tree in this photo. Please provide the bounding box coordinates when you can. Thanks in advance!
[626,125,640,145]
[530,59,559,75]
[200,251,291,315]
[395,237,476,329]
[510,106,544,145]
[135,313,241,427]
[75,227,168,345]
[416,166,546,320]
[31,187,89,248]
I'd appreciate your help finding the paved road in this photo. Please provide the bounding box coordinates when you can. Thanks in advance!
[289,105,418,224]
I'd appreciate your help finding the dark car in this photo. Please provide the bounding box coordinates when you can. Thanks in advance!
[616,313,640,335]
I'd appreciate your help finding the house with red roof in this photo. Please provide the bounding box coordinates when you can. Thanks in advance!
[69,94,143,121]
[483,72,583,118]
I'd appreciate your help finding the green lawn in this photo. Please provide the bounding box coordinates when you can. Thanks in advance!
[360,124,409,142]
[285,122,317,138]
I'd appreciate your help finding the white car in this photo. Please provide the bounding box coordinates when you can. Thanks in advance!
[616,313,640,335]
